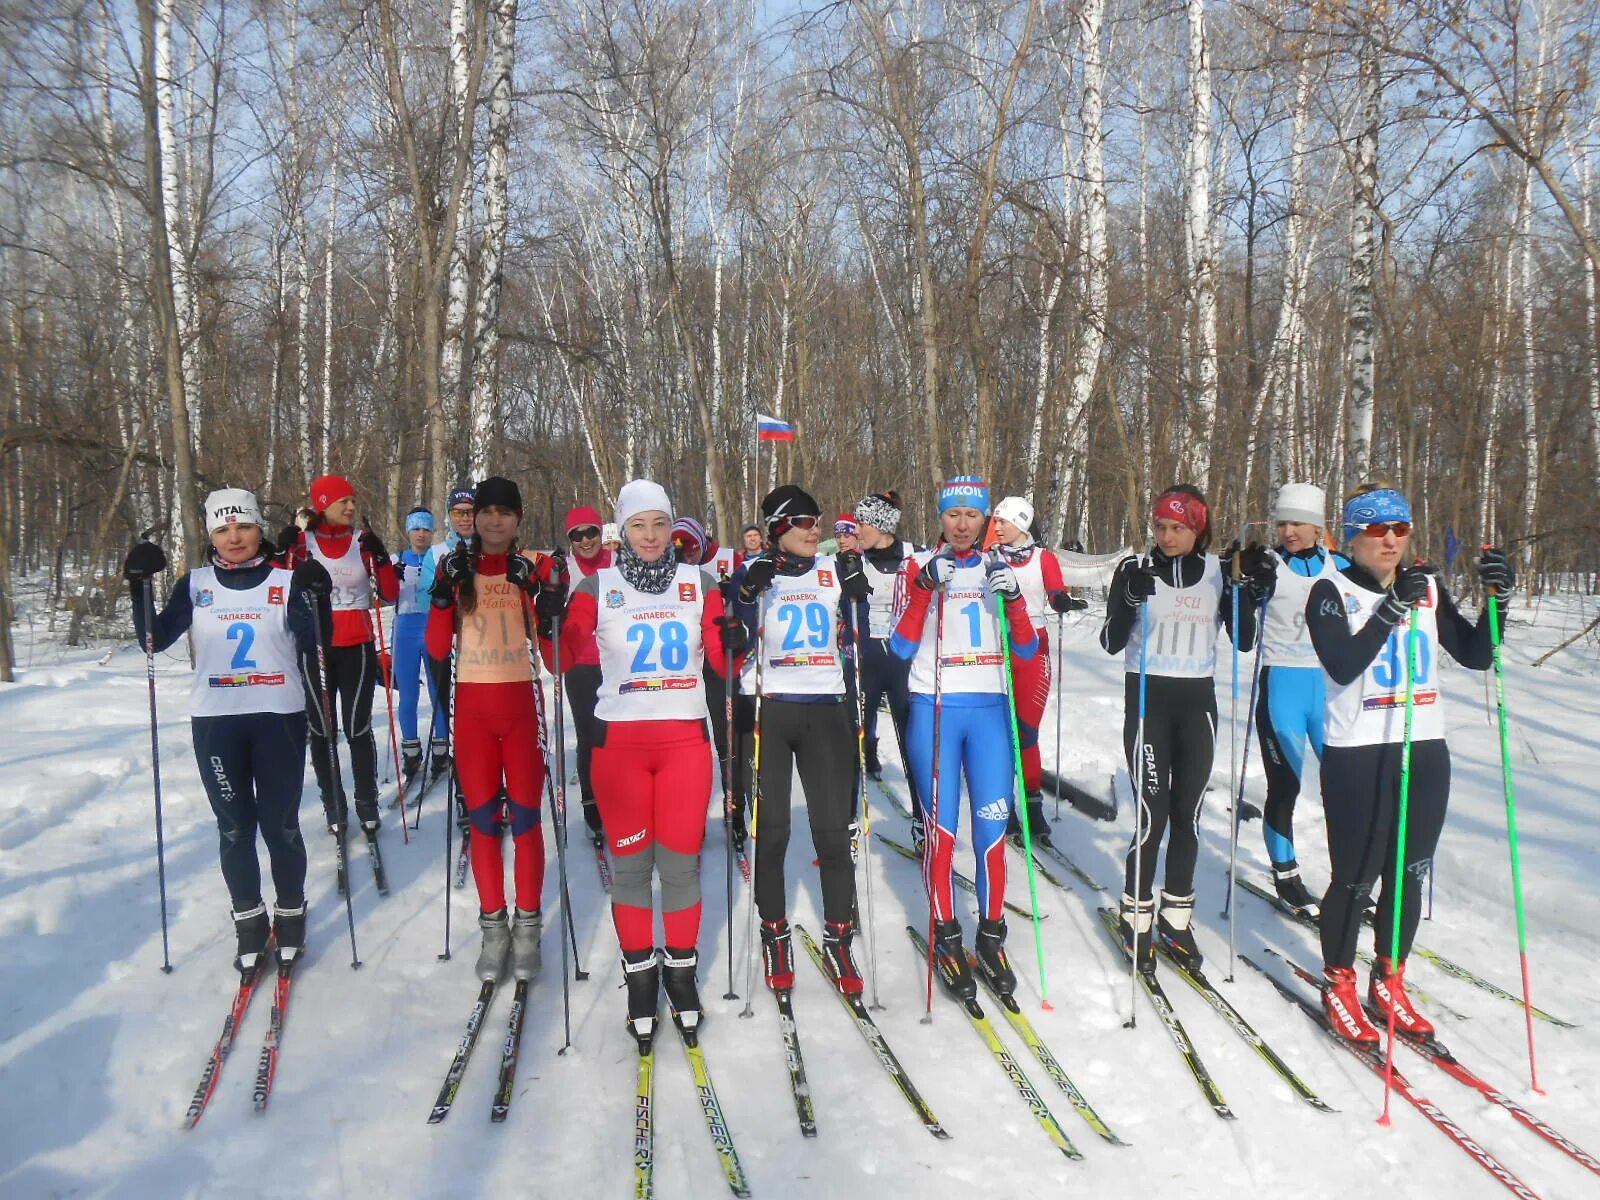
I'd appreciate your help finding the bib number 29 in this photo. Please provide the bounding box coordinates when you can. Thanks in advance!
[628,620,690,672]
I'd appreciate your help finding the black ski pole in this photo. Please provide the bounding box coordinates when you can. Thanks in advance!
[549,597,579,1052]
[140,579,173,974]
[719,569,740,1002]
[439,608,460,962]
[307,590,361,969]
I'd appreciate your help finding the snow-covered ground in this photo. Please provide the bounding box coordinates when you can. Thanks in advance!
[2,588,1598,1199]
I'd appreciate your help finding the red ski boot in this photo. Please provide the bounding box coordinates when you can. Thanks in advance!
[1322,966,1381,1045]
[1369,957,1435,1042]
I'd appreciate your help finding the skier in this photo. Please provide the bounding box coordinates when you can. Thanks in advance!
[834,513,858,554]
[542,479,746,1040]
[125,489,323,973]
[852,491,921,816]
[989,495,1088,844]
[1100,485,1264,971]
[891,476,1037,999]
[418,484,477,803]
[424,476,549,984]
[1304,484,1507,1044]
[732,485,872,994]
[275,475,398,837]
[1252,483,1350,916]
[392,507,448,782]
[741,524,766,556]
[559,504,613,847]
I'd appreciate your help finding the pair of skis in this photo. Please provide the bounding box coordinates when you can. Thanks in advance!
[633,1012,750,1199]
[427,977,533,1124]
[181,950,299,1127]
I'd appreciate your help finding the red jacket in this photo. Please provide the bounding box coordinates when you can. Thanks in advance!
[280,525,399,648]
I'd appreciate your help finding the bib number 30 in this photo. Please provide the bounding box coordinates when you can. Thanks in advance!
[1372,627,1432,690]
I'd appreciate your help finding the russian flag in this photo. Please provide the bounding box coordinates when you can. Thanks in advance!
[757,413,796,442]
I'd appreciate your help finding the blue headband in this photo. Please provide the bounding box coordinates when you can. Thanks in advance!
[939,474,991,515]
[406,510,436,534]
[1342,488,1412,541]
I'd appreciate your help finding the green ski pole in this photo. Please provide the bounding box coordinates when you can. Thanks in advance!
[1378,605,1420,1127]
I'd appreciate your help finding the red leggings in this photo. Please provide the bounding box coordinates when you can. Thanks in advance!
[591,718,712,952]
[1009,627,1051,795]
[455,680,546,913]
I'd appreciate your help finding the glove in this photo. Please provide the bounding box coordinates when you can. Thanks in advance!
[1378,564,1432,624]
[836,550,871,602]
[359,526,388,563]
[539,550,571,593]
[1047,589,1087,614]
[123,541,167,583]
[985,557,1022,602]
[293,559,333,597]
[1238,544,1276,588]
[715,611,748,655]
[738,554,779,604]
[535,581,567,624]
[439,546,472,586]
[915,551,957,591]
[505,552,536,593]
[275,525,302,557]
[1113,557,1157,606]
[1477,546,1515,597]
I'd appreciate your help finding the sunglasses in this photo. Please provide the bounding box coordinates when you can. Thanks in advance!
[782,515,821,530]
[568,526,601,541]
[1359,521,1412,539]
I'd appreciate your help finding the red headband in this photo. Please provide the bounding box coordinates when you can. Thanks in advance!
[1153,491,1208,535]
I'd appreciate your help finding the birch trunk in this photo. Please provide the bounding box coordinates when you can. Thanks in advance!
[468,0,517,479]
[321,105,341,464]
[1185,0,1218,490]
[439,0,476,441]
[1345,33,1380,487]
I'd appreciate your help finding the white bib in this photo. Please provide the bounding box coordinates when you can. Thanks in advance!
[1324,575,1445,748]
[756,558,845,696]
[594,564,709,722]
[709,546,739,581]
[308,534,370,612]
[863,547,913,638]
[906,554,1008,695]
[394,551,428,616]
[1261,549,1341,667]
[1124,555,1225,678]
[1004,544,1051,631]
[188,566,304,718]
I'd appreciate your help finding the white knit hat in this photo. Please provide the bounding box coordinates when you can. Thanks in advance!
[615,479,673,529]
[994,495,1034,533]
[1274,483,1326,527]
[204,488,263,534]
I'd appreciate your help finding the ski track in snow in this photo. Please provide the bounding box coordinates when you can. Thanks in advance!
[2,597,1598,1199]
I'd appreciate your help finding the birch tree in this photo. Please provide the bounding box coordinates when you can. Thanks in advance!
[468,0,517,478]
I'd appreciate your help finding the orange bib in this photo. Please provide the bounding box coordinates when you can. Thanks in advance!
[458,576,532,684]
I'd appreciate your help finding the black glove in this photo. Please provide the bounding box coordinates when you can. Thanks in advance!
[275,525,302,556]
[1238,545,1276,590]
[535,581,568,624]
[1047,589,1087,614]
[985,556,1023,602]
[359,526,388,562]
[715,611,748,655]
[915,550,957,591]
[1477,547,1515,597]
[505,552,536,593]
[439,546,472,586]
[1113,557,1157,606]
[293,559,333,597]
[1378,564,1432,624]
[836,550,871,601]
[738,555,779,604]
[123,542,167,583]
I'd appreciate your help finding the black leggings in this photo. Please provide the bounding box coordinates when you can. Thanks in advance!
[192,712,309,911]
[1319,740,1449,970]
[1122,674,1216,901]
[861,635,919,809]
[753,699,858,925]
[302,640,378,820]
[564,664,602,809]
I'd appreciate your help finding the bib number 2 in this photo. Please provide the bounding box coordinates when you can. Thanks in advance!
[226,622,258,670]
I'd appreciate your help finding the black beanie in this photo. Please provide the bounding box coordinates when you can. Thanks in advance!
[473,476,523,515]
[761,485,821,534]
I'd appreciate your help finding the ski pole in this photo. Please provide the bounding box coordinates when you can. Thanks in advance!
[1125,574,1149,1030]
[140,579,174,974]
[1053,610,1065,821]
[308,589,361,970]
[438,608,460,963]
[1224,594,1268,982]
[544,583,578,1054]
[1379,604,1421,1126]
[848,603,885,1010]
[719,569,740,1003]
[992,557,1051,1010]
[1487,581,1544,1094]
[363,520,408,845]
[738,592,768,1018]
[921,581,945,1025]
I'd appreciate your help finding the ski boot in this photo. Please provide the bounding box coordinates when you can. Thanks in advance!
[583,801,605,850]
[510,908,543,983]
[760,919,796,991]
[272,902,306,966]
[662,946,702,1030]
[401,739,423,782]
[975,917,1017,996]
[428,736,451,783]
[931,919,977,1001]
[476,909,511,984]
[232,903,271,978]
[1119,894,1156,973]
[822,920,865,996]
[623,948,660,1047]
[1156,891,1202,970]
[1323,965,1381,1044]
[354,794,381,834]
[1369,957,1434,1042]
[1272,861,1322,918]
[864,737,882,780]
[1010,793,1051,847]
[727,800,749,856]
[322,789,349,836]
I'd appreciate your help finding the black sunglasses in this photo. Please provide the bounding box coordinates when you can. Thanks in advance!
[569,526,602,541]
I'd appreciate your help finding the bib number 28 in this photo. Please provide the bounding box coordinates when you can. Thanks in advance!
[628,620,691,672]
